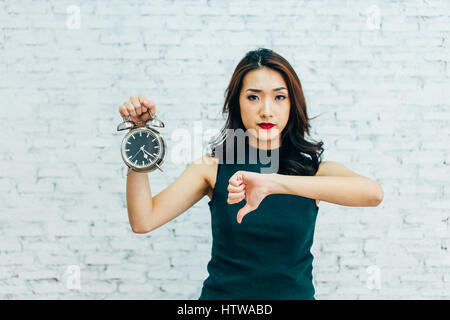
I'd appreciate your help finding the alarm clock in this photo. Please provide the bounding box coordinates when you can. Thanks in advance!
[117,110,167,175]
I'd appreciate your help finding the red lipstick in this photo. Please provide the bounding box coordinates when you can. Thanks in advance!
[258,123,275,129]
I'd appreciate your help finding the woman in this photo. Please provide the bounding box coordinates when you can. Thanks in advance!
[118,48,384,300]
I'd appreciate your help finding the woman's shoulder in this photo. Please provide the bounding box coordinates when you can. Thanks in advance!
[191,153,219,193]
[191,153,219,167]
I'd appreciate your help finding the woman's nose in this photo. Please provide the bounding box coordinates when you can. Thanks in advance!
[260,99,273,117]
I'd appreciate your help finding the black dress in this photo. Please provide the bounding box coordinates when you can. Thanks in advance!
[199,140,319,300]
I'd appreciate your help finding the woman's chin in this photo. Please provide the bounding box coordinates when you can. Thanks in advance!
[256,131,279,140]
[246,128,280,146]
[255,135,280,147]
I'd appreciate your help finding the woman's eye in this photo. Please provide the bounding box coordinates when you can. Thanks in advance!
[247,95,286,101]
[248,94,286,101]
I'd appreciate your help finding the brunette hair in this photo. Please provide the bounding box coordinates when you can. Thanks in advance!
[208,48,324,176]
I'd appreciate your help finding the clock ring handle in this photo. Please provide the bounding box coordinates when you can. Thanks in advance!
[117,110,164,131]
[146,110,165,128]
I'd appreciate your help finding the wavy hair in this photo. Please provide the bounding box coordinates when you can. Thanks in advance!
[208,48,324,176]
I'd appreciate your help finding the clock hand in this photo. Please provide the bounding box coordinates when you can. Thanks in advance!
[141,147,165,173]
[154,162,164,173]
[130,145,145,162]
[130,150,141,162]
[142,147,157,159]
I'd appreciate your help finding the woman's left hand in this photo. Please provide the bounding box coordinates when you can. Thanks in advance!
[227,171,273,224]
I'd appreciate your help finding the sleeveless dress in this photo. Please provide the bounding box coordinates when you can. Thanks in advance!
[198,141,319,300]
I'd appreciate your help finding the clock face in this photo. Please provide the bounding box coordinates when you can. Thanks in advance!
[123,129,162,169]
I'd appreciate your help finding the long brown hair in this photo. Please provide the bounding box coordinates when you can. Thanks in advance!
[208,48,324,176]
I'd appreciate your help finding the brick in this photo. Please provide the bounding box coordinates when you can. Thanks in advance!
[160,281,198,294]
[184,6,224,16]
[118,281,156,293]
[81,281,117,294]
[381,22,419,32]
[0,253,34,266]
[29,280,68,294]
[147,266,184,280]
[0,238,22,251]
[84,254,124,265]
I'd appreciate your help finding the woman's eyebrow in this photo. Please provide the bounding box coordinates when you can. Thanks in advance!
[245,87,287,93]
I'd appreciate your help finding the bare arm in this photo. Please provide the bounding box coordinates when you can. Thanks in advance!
[265,174,383,207]
[265,161,384,207]
[126,170,153,233]
[126,155,212,233]
[119,93,213,233]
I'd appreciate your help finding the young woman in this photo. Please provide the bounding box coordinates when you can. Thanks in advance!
[118,48,384,300]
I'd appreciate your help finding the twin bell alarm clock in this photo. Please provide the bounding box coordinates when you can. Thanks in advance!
[117,110,167,175]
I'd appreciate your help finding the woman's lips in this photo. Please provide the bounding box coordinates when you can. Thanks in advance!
[258,123,275,129]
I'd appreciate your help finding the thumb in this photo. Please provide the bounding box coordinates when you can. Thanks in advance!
[237,203,253,224]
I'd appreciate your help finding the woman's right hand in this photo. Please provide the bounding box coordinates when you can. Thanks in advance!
[118,93,157,127]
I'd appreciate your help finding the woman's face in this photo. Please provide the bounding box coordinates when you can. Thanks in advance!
[239,67,291,150]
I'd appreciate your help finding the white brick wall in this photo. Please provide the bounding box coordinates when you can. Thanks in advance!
[0,0,448,299]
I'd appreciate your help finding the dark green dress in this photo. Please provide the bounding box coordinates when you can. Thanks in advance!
[199,141,319,300]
